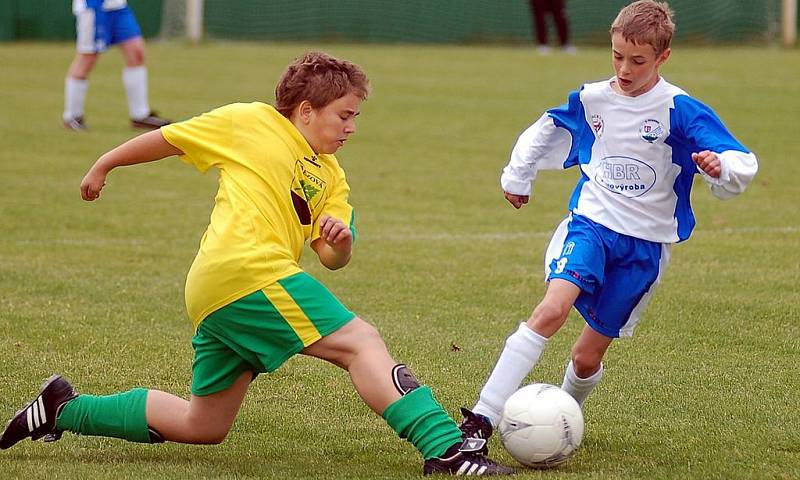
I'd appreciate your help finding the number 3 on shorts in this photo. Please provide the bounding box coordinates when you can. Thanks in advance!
[554,257,568,274]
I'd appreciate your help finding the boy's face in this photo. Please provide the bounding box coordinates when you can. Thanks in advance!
[295,93,362,155]
[611,32,671,97]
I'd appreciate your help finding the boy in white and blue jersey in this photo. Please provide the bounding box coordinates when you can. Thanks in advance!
[459,0,758,441]
[64,0,169,130]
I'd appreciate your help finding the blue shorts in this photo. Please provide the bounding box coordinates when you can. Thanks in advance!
[544,214,671,338]
[75,6,142,54]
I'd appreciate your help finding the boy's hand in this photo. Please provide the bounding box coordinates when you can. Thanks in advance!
[692,150,722,178]
[319,215,353,251]
[80,167,108,201]
[504,191,529,209]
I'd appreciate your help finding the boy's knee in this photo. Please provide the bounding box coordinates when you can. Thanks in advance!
[571,349,603,377]
[530,301,570,330]
[128,50,145,67]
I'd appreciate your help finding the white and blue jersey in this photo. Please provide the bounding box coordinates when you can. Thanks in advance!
[72,0,141,54]
[502,77,758,337]
[501,77,758,244]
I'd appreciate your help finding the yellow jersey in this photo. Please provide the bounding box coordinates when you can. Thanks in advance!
[161,102,355,328]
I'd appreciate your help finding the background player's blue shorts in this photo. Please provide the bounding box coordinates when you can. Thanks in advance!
[544,214,672,338]
[75,6,142,54]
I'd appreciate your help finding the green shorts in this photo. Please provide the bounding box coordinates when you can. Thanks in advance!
[191,271,355,396]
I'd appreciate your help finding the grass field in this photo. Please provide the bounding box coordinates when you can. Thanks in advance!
[0,40,798,479]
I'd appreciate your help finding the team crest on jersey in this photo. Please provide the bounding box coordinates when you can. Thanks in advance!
[291,160,327,226]
[591,114,604,137]
[639,119,664,143]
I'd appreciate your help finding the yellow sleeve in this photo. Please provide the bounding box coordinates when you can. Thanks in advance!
[160,104,236,173]
[312,163,356,243]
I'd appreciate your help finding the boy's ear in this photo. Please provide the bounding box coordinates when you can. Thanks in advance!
[298,100,314,124]
[657,47,671,66]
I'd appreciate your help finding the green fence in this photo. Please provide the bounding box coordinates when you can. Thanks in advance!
[0,0,789,45]
[202,0,782,44]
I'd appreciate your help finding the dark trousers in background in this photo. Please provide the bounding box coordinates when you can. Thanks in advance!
[529,0,570,46]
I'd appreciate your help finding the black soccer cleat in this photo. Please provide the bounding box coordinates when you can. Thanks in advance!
[131,111,171,129]
[0,375,78,449]
[459,407,493,454]
[423,438,514,476]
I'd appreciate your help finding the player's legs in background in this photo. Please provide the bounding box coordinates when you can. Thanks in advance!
[63,53,98,128]
[113,6,170,128]
[471,279,580,426]
[550,0,570,47]
[64,6,104,128]
[561,326,610,407]
[118,37,153,121]
[529,0,552,54]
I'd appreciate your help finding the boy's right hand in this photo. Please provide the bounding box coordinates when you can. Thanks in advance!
[80,167,108,201]
[504,191,529,209]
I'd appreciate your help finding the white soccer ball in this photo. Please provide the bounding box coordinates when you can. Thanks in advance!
[498,383,584,468]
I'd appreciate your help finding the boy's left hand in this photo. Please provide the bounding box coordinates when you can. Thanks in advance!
[318,215,353,251]
[692,150,722,178]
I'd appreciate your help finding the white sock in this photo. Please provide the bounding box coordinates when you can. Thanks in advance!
[473,323,548,426]
[64,77,89,121]
[561,360,603,408]
[123,65,150,119]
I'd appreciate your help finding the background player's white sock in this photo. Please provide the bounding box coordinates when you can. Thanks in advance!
[64,77,88,121]
[560,360,603,407]
[123,66,151,119]
[473,323,547,426]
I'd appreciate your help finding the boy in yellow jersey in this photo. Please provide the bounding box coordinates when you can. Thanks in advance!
[0,52,511,476]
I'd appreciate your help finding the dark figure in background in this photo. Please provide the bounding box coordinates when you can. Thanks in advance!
[529,0,576,54]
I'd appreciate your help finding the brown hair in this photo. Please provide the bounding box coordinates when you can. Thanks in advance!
[274,51,370,118]
[610,1,675,55]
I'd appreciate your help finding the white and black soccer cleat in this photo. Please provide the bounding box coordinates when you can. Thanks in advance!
[0,375,78,449]
[423,438,514,476]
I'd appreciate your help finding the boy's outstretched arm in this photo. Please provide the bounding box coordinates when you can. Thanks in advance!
[80,130,184,201]
[311,215,353,270]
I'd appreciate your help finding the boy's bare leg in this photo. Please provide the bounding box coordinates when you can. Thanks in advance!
[472,279,580,425]
[303,317,485,467]
[301,317,400,414]
[64,53,99,126]
[68,53,99,79]
[118,36,168,126]
[560,325,611,407]
[146,370,252,444]
[118,37,145,67]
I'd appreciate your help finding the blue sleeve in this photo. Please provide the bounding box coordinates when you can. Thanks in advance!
[546,88,587,169]
[670,95,750,156]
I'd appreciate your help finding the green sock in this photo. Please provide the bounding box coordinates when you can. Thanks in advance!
[55,388,153,443]
[382,386,463,460]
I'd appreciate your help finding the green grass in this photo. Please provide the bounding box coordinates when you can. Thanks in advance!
[1,41,798,479]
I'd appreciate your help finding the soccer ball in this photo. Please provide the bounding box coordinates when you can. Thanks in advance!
[498,383,584,468]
